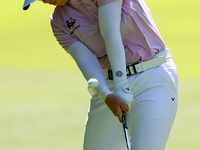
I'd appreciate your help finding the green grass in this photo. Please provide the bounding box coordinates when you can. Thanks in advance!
[1,0,200,149]
[0,69,89,150]
[166,78,200,150]
[0,69,200,150]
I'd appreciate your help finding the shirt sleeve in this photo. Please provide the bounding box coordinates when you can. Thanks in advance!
[50,21,79,51]
[98,0,117,7]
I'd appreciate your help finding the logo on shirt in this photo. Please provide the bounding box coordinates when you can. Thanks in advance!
[65,17,80,35]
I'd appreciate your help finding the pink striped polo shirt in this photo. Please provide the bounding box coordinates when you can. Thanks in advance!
[50,0,166,69]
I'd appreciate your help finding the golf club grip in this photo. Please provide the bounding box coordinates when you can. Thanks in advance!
[122,111,131,150]
[122,111,127,129]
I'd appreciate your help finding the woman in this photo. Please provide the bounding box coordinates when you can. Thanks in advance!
[23,0,178,149]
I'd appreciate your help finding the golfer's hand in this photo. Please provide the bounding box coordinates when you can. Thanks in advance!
[105,94,129,123]
[113,80,133,107]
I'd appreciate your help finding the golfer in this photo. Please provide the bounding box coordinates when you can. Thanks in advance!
[23,0,178,149]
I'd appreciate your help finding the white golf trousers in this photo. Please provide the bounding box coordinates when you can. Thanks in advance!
[84,58,178,150]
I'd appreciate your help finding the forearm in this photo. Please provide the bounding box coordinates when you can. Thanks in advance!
[98,0,133,107]
[67,42,112,100]
[98,0,127,85]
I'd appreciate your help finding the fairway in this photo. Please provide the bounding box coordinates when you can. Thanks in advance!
[0,69,89,149]
[0,69,200,150]
[1,0,200,149]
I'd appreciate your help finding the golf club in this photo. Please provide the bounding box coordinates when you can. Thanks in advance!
[122,111,131,150]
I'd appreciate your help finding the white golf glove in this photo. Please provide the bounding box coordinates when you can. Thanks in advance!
[113,80,133,107]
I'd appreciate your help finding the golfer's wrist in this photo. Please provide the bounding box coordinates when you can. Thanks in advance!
[95,85,112,101]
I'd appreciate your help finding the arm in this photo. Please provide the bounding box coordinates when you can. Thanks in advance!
[67,41,111,100]
[98,1,133,106]
[68,42,129,122]
[51,7,130,122]
[98,0,126,85]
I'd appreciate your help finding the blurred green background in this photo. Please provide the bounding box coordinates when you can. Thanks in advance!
[0,0,199,149]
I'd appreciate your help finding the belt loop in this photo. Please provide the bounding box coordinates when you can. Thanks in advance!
[141,62,146,71]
